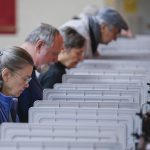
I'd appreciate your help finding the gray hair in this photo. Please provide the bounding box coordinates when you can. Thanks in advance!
[96,18,114,31]
[96,7,128,31]
[25,23,59,47]
[0,46,34,90]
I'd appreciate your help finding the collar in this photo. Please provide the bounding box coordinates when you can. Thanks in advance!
[88,16,101,54]
[55,61,67,69]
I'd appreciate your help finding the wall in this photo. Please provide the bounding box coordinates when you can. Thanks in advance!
[0,0,102,48]
[0,0,150,48]
[115,0,150,35]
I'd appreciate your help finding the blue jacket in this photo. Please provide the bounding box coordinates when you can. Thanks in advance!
[0,92,19,124]
[18,69,43,122]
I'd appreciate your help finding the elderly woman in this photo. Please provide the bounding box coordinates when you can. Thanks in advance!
[0,46,34,123]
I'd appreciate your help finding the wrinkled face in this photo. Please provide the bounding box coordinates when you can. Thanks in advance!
[2,65,33,97]
[36,33,63,68]
[67,47,85,68]
[101,25,120,44]
[59,46,84,68]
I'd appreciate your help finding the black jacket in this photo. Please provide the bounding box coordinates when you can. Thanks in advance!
[39,62,67,89]
[18,68,43,122]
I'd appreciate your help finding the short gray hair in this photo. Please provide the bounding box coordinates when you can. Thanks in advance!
[96,7,128,31]
[25,23,59,47]
[96,17,114,31]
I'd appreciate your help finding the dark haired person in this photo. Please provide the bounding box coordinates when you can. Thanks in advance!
[39,27,85,89]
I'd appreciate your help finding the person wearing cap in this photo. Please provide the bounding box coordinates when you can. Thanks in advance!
[60,7,128,58]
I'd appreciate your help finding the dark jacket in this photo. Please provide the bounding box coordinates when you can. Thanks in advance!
[17,68,42,122]
[0,92,19,124]
[39,62,66,89]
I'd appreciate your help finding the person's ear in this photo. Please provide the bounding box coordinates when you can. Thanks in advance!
[35,40,45,53]
[2,68,11,82]
[100,24,107,33]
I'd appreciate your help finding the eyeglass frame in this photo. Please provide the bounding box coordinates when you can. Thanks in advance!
[12,71,32,84]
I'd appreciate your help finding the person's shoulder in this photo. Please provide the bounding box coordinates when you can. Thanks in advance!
[39,63,63,78]
[59,17,88,30]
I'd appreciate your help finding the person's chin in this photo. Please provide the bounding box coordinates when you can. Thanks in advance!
[17,90,23,96]
[15,93,20,97]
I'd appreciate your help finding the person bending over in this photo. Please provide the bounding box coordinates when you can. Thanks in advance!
[39,27,85,89]
[0,46,33,124]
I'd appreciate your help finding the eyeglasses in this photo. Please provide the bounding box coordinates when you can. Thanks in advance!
[13,71,32,84]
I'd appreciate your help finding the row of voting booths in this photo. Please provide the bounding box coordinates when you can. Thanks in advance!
[1,36,150,150]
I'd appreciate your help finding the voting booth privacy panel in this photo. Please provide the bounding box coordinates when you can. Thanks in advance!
[1,36,150,150]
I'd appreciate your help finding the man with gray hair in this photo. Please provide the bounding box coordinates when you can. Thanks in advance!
[18,23,63,122]
[60,7,128,58]
[39,26,86,89]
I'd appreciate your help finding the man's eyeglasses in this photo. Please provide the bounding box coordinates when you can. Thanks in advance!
[13,71,32,84]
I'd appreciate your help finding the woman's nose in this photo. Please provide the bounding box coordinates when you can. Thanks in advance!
[24,83,29,88]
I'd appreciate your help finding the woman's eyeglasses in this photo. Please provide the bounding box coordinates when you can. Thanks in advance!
[13,71,32,84]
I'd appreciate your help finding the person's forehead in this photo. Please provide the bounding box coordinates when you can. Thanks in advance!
[17,65,33,75]
[70,47,84,53]
[55,33,63,43]
[52,34,63,49]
